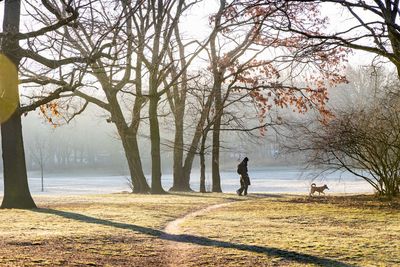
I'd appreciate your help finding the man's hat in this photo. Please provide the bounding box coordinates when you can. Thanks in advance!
[244,157,249,161]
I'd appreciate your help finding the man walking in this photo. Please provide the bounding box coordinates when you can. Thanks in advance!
[236,157,250,196]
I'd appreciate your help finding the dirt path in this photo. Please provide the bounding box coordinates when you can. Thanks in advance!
[161,201,237,266]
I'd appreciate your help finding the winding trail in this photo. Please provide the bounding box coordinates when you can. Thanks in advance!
[161,201,237,266]
[164,201,235,235]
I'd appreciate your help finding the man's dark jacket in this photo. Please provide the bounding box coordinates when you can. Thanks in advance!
[238,160,250,185]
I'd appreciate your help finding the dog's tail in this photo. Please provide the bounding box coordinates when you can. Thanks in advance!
[311,183,316,187]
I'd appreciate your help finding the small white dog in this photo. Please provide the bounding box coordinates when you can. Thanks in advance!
[309,183,329,196]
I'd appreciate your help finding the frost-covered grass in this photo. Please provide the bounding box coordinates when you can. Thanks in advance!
[0,193,398,266]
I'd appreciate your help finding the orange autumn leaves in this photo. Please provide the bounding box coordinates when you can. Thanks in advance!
[39,102,60,127]
[216,1,348,134]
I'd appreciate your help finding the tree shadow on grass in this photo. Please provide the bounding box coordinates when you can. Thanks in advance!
[33,208,355,267]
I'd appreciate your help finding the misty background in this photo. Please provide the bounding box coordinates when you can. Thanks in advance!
[0,1,389,195]
[0,64,381,195]
[16,104,288,176]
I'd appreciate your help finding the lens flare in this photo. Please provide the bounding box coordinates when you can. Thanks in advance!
[0,54,19,123]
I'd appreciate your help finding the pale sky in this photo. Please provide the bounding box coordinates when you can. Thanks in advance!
[0,2,3,32]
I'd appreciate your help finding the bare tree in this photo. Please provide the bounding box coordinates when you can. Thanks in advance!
[0,0,96,208]
[286,98,400,198]
[28,135,50,192]
[142,0,213,193]
[282,68,400,198]
[179,74,215,192]
[0,0,36,208]
[20,0,153,193]
[288,0,400,76]
[165,23,192,192]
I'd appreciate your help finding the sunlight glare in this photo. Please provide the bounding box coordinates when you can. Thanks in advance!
[0,54,19,123]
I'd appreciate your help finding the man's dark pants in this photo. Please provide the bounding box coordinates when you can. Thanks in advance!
[237,176,248,196]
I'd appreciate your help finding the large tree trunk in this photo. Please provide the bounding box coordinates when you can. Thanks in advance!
[120,133,150,193]
[149,96,165,194]
[181,137,200,189]
[1,0,36,209]
[1,113,36,208]
[211,81,222,193]
[111,94,150,193]
[170,107,191,191]
[130,97,150,193]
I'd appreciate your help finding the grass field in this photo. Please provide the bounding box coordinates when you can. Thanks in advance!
[0,193,398,266]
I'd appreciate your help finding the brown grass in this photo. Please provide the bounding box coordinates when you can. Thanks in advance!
[0,193,398,266]
[176,194,400,267]
[0,193,230,266]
